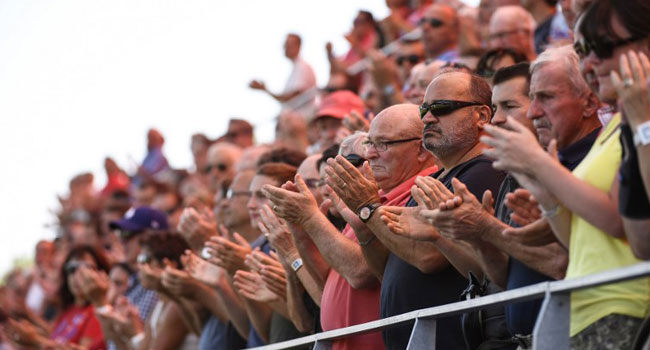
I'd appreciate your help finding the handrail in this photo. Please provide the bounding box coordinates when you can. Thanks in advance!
[247,261,650,349]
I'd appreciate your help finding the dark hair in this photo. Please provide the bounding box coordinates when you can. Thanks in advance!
[256,163,298,186]
[580,0,650,44]
[544,0,559,6]
[476,48,528,78]
[111,262,134,276]
[469,73,493,107]
[257,148,307,168]
[287,33,302,47]
[140,231,190,267]
[493,62,532,96]
[59,245,111,308]
[317,144,341,170]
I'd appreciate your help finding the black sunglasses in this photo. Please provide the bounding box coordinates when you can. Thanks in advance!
[396,54,421,66]
[116,229,142,241]
[419,17,444,28]
[204,163,228,173]
[419,100,485,119]
[343,153,367,167]
[574,36,644,60]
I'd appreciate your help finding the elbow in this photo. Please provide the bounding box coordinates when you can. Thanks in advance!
[346,270,379,290]
[631,244,650,261]
[549,253,569,280]
[415,254,449,274]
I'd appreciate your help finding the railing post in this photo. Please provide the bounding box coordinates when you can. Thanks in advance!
[313,340,331,350]
[406,318,437,350]
[533,289,570,350]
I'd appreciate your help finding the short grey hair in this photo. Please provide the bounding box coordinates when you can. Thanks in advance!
[530,45,591,97]
[339,131,367,156]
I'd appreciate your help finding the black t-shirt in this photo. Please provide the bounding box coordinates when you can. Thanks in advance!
[619,123,650,219]
[504,129,599,335]
[380,155,507,350]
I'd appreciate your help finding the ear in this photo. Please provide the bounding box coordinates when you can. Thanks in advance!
[581,92,600,119]
[476,105,492,128]
[416,140,430,162]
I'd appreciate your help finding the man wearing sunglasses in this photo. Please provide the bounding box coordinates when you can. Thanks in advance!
[419,4,459,63]
[205,142,242,194]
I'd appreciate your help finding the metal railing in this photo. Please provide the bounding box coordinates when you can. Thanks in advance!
[248,261,650,350]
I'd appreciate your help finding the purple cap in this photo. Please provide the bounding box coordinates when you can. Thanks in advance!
[109,206,169,232]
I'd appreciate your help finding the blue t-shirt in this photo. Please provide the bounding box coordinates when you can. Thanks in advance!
[199,316,247,350]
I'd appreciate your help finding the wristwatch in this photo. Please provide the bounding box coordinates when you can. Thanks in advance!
[634,120,650,147]
[358,203,381,223]
[291,258,304,272]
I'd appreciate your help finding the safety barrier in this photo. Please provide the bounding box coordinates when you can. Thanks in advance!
[248,261,650,350]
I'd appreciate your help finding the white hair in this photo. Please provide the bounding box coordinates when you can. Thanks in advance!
[339,131,367,156]
[530,45,591,96]
[490,5,536,32]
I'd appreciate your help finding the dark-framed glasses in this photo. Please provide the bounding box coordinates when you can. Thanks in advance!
[419,100,485,119]
[419,17,444,28]
[204,163,228,173]
[362,137,421,152]
[396,54,422,66]
[64,261,94,275]
[574,36,644,60]
[303,178,321,189]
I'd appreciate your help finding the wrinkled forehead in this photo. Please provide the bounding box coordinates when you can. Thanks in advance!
[424,72,471,102]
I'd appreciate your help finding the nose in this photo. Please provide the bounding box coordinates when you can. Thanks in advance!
[421,111,439,124]
[491,110,506,126]
[364,143,379,160]
[527,98,543,120]
[246,197,256,211]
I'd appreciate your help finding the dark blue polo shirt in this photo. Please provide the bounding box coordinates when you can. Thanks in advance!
[381,155,507,350]
[503,128,599,335]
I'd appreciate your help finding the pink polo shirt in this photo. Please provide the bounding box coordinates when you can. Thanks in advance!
[320,166,438,350]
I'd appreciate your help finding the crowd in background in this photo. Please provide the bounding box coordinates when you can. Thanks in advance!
[2,0,650,349]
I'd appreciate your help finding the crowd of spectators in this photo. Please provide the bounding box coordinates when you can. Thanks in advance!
[2,0,650,349]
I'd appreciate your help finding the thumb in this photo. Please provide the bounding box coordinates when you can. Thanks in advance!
[481,190,494,213]
[233,232,249,247]
[294,174,310,194]
[451,178,472,201]
[361,161,376,182]
[319,199,332,216]
[547,139,559,161]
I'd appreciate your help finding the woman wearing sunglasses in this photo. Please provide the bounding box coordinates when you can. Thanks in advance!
[3,245,110,350]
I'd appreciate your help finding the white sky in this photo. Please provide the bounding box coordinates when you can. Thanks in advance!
[0,0,477,276]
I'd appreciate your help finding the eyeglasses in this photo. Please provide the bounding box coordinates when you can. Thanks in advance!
[396,54,421,66]
[573,36,643,60]
[204,163,227,173]
[226,189,252,199]
[419,17,444,28]
[343,153,367,167]
[488,29,529,41]
[303,178,320,189]
[64,261,95,275]
[419,100,486,119]
[362,137,421,153]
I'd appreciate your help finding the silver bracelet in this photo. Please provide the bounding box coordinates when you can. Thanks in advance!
[540,204,561,218]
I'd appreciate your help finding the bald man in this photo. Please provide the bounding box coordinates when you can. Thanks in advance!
[489,5,537,60]
[419,4,460,62]
[205,142,242,193]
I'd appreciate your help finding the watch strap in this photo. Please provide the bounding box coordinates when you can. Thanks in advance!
[291,258,304,272]
[634,120,650,147]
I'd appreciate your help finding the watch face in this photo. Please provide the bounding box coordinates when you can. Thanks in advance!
[360,207,371,220]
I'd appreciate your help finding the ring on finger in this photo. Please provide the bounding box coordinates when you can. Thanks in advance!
[624,78,634,88]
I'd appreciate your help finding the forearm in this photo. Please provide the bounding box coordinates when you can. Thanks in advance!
[217,276,250,339]
[302,214,378,289]
[367,217,448,274]
[242,297,273,344]
[483,217,568,280]
[151,304,189,349]
[469,240,509,289]
[292,232,329,289]
[194,282,228,323]
[268,90,302,103]
[293,264,323,306]
[535,159,623,237]
[638,145,650,196]
[285,273,314,333]
[173,297,204,336]
[432,237,482,280]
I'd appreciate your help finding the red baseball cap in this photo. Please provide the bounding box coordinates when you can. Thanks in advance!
[314,90,365,121]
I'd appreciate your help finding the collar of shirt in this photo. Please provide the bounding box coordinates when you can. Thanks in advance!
[558,127,601,171]
[378,166,439,205]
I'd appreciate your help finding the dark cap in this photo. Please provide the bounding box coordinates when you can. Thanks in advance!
[109,206,169,233]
